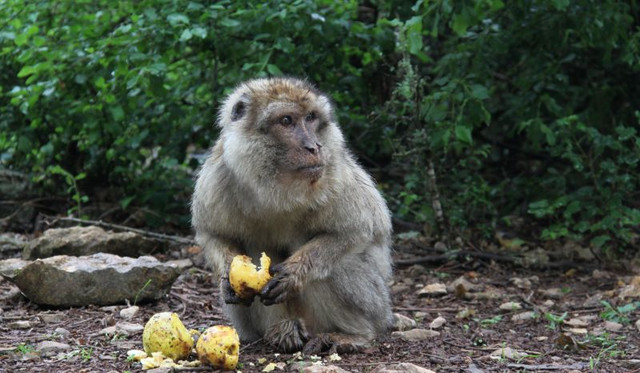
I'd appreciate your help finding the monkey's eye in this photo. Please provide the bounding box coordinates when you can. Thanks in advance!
[280,115,293,126]
[305,112,316,121]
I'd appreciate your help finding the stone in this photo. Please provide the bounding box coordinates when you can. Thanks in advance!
[499,302,523,312]
[565,318,589,327]
[372,363,436,373]
[603,321,623,332]
[429,316,446,329]
[566,328,588,335]
[511,311,536,322]
[38,312,66,324]
[116,321,144,335]
[489,347,526,360]
[392,328,440,341]
[414,311,428,320]
[54,327,70,337]
[99,326,118,336]
[303,365,350,373]
[0,233,26,254]
[8,253,182,306]
[0,258,29,279]
[417,283,447,297]
[635,319,640,332]
[120,306,140,320]
[539,288,564,299]
[35,341,71,354]
[8,320,32,329]
[391,283,410,294]
[166,258,193,271]
[23,226,168,260]
[447,276,480,293]
[392,313,417,331]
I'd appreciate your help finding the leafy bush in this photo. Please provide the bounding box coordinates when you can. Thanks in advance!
[385,0,639,252]
[0,0,394,226]
[1,0,638,254]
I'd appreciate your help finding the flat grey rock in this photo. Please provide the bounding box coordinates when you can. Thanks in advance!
[23,226,167,259]
[0,258,29,279]
[9,253,181,306]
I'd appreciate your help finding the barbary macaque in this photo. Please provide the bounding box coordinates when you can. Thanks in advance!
[191,77,393,353]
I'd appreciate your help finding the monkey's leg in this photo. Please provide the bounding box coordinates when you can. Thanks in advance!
[265,318,310,352]
[299,248,393,354]
[303,333,369,355]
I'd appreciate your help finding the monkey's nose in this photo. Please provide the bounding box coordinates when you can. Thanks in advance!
[304,142,320,154]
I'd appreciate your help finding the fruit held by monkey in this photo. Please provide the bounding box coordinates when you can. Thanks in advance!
[196,325,240,370]
[228,252,272,298]
[142,312,194,361]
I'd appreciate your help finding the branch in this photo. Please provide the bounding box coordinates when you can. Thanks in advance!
[42,215,195,245]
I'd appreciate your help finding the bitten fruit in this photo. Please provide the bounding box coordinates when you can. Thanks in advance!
[228,252,272,298]
[142,312,194,361]
[196,325,240,370]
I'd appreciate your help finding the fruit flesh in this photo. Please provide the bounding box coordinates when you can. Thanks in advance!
[228,252,272,298]
[142,312,194,361]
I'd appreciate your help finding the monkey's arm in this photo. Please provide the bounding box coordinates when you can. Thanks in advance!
[197,232,254,306]
[260,232,372,305]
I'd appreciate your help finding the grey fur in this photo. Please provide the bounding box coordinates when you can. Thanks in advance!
[191,77,393,351]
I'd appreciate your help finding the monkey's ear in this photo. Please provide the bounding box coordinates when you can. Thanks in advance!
[231,99,247,121]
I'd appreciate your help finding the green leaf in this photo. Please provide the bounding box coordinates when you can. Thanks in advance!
[167,13,189,26]
[470,84,489,100]
[266,64,283,76]
[590,235,611,248]
[220,19,240,27]
[191,26,207,39]
[405,16,423,55]
[17,65,36,78]
[14,33,28,46]
[451,10,472,36]
[455,126,472,144]
[179,29,192,41]
[551,0,570,11]
[110,106,125,121]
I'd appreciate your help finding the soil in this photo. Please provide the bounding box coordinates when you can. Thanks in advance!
[1,239,639,373]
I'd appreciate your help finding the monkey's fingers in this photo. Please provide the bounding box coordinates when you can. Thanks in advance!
[221,276,254,306]
[268,262,285,276]
[260,275,290,305]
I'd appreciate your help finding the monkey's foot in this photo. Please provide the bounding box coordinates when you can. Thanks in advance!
[265,319,310,352]
[303,333,368,355]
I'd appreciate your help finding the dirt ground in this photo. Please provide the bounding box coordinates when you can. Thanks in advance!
[1,238,639,373]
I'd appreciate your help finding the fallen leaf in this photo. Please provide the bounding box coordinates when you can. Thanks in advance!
[262,362,277,372]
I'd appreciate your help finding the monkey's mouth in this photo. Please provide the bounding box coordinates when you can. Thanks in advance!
[296,165,324,181]
[297,165,323,172]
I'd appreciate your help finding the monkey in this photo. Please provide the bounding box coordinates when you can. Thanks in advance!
[191,77,393,354]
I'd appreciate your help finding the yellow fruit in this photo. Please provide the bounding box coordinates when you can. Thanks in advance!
[196,325,240,370]
[229,252,272,298]
[142,312,194,361]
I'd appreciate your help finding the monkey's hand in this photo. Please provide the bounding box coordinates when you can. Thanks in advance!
[221,274,254,306]
[260,261,305,306]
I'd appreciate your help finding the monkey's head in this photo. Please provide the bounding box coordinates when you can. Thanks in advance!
[217,77,345,211]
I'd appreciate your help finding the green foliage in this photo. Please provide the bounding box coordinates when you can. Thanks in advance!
[544,311,568,330]
[384,0,639,251]
[0,0,394,226]
[600,300,639,324]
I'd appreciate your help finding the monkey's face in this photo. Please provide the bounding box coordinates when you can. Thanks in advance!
[265,104,325,184]
[221,78,335,188]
